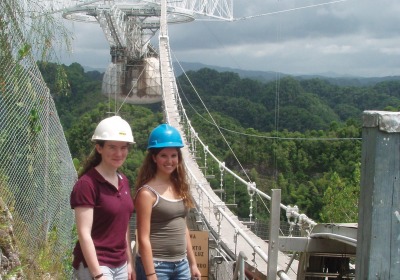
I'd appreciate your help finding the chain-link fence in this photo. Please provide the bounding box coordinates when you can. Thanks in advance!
[0,0,77,273]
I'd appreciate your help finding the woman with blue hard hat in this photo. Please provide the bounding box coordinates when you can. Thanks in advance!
[134,123,201,280]
[70,116,136,280]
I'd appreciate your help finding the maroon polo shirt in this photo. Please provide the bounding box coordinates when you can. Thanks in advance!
[70,168,134,269]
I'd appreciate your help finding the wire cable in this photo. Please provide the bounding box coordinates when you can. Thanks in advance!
[233,0,349,21]
[173,52,252,181]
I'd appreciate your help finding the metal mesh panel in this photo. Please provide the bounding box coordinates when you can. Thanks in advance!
[0,1,77,263]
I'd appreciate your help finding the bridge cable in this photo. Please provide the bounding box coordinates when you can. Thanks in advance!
[115,66,146,114]
[176,71,360,141]
[233,0,349,22]
[173,53,252,181]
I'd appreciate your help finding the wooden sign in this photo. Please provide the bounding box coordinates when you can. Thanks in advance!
[190,230,209,278]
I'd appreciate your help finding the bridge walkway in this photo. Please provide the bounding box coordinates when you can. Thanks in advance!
[157,25,299,278]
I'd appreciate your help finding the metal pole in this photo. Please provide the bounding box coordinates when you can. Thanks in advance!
[356,111,400,279]
[267,189,281,280]
[233,251,248,280]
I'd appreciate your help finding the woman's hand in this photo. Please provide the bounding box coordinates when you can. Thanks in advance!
[128,262,136,280]
[190,264,201,280]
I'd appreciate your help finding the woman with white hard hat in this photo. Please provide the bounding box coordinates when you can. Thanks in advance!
[70,116,136,280]
[134,123,201,280]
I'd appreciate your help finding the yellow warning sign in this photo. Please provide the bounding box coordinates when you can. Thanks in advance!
[190,230,209,278]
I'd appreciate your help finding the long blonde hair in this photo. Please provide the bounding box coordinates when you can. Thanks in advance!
[134,148,194,208]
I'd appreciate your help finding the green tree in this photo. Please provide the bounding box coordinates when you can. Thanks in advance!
[319,164,360,223]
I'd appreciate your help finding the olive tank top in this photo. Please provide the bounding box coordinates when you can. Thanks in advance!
[137,185,189,261]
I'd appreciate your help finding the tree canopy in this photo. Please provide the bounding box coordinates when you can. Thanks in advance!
[43,63,400,223]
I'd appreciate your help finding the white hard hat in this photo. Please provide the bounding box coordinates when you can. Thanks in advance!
[91,116,135,143]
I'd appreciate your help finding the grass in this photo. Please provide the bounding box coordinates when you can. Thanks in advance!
[1,188,74,279]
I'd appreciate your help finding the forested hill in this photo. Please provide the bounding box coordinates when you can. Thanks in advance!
[40,62,400,223]
[174,61,400,87]
[177,68,400,132]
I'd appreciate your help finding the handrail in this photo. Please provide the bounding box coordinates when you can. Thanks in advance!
[187,177,274,275]
[233,251,248,280]
[310,233,357,247]
[178,95,317,230]
[158,3,297,276]
[277,270,292,280]
[191,181,270,263]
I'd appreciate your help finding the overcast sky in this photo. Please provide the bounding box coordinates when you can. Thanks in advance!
[60,0,400,78]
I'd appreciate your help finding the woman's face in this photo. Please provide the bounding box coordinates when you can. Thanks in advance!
[96,141,129,169]
[152,148,179,175]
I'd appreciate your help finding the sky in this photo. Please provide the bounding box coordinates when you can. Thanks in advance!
[59,0,400,78]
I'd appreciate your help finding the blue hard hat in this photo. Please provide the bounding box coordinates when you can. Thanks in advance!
[147,124,184,149]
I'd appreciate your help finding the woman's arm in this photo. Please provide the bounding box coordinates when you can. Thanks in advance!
[126,225,136,280]
[75,207,104,279]
[186,227,201,279]
[136,189,157,279]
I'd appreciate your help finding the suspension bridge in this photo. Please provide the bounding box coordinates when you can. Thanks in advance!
[61,0,356,279]
[1,0,399,279]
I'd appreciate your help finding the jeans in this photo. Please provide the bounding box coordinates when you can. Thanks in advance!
[135,256,191,280]
[73,262,128,280]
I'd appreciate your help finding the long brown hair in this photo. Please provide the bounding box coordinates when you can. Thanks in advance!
[135,148,194,208]
[78,141,105,178]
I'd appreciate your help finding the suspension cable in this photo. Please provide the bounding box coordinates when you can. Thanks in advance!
[176,65,318,231]
[233,0,349,21]
[176,71,361,141]
[173,54,252,181]
[116,66,146,113]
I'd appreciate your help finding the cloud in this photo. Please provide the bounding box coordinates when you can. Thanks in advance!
[60,0,400,77]
[61,20,110,68]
